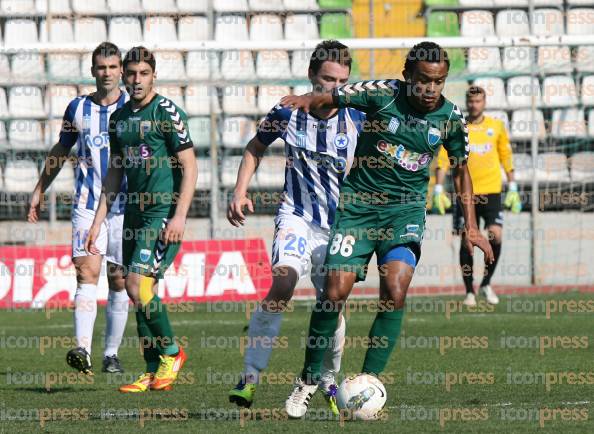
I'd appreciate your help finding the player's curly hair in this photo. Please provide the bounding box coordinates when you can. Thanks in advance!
[309,39,352,74]
[123,46,156,72]
[404,41,450,73]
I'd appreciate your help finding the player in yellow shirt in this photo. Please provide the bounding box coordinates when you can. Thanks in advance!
[434,85,521,306]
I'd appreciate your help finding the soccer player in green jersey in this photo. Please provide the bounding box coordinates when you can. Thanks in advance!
[85,46,197,393]
[281,42,494,417]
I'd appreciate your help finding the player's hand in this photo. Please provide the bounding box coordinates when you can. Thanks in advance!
[463,225,495,264]
[280,94,315,113]
[227,194,254,227]
[27,187,43,223]
[161,215,185,244]
[85,223,102,255]
[504,182,522,214]
[431,185,451,215]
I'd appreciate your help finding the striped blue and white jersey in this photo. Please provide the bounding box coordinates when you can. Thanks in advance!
[59,91,128,214]
[257,105,365,230]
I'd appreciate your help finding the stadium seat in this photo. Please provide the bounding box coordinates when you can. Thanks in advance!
[142,0,177,13]
[443,80,468,109]
[154,86,184,108]
[196,158,212,190]
[531,9,564,36]
[44,118,61,146]
[46,86,77,117]
[291,50,313,78]
[589,109,594,137]
[74,18,107,44]
[0,56,8,85]
[512,153,533,184]
[496,10,530,37]
[144,17,177,44]
[9,120,44,151]
[569,152,594,182]
[535,153,570,182]
[510,109,546,141]
[257,51,291,79]
[502,47,531,73]
[425,0,458,5]
[215,16,249,41]
[40,18,73,43]
[284,0,318,10]
[320,13,353,38]
[4,159,38,192]
[255,156,286,189]
[484,110,509,132]
[567,8,594,35]
[319,0,352,7]
[50,53,81,80]
[187,51,220,80]
[461,11,495,37]
[292,84,311,96]
[568,0,594,4]
[533,0,562,5]
[576,46,594,73]
[250,14,283,41]
[551,108,587,138]
[108,0,142,13]
[222,85,258,115]
[179,16,209,41]
[154,52,186,81]
[72,0,106,14]
[0,88,8,118]
[221,116,256,148]
[427,12,460,36]
[12,53,45,83]
[250,0,284,11]
[214,0,248,12]
[2,0,35,14]
[285,14,319,40]
[185,85,221,116]
[459,0,492,5]
[53,160,74,194]
[542,76,578,107]
[0,164,3,190]
[473,77,507,109]
[582,75,594,106]
[188,117,211,148]
[258,85,290,114]
[467,48,501,73]
[109,17,143,45]
[538,46,572,74]
[221,50,255,80]
[177,0,207,13]
[35,0,71,14]
[4,19,37,46]
[507,76,542,109]
[221,156,244,188]
[78,85,96,96]
[42,18,80,81]
[9,86,45,117]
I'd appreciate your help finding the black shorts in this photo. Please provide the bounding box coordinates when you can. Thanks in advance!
[453,193,503,234]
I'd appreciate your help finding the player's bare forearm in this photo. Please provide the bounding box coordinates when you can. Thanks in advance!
[174,148,198,220]
[234,136,267,198]
[506,170,515,183]
[280,93,336,113]
[35,142,70,194]
[452,164,477,231]
[435,167,446,187]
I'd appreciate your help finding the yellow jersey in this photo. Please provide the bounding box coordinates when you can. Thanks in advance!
[437,116,513,195]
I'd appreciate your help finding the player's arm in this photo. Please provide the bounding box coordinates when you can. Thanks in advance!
[432,146,452,215]
[497,121,521,213]
[280,93,335,113]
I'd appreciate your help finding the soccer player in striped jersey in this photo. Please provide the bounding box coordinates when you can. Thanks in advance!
[434,85,520,306]
[227,40,364,413]
[280,42,494,417]
[28,42,129,374]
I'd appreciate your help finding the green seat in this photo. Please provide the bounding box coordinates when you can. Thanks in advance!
[320,13,353,39]
[427,11,460,36]
[188,117,211,148]
[319,0,352,8]
[447,48,466,75]
[425,0,458,7]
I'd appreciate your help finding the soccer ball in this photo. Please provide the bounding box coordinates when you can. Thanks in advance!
[336,373,387,420]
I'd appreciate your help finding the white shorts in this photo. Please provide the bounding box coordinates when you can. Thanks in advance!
[71,207,123,265]
[271,213,329,294]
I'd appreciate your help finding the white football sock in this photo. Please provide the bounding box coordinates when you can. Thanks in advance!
[74,283,97,354]
[243,307,283,384]
[103,289,129,357]
[320,313,346,388]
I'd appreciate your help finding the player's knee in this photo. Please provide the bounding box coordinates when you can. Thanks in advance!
[488,227,502,244]
[74,262,100,284]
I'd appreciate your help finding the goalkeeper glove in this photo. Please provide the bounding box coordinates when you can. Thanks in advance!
[504,182,522,213]
[432,184,451,215]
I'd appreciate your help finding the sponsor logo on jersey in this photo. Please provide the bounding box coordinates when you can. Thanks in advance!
[138,144,152,159]
[334,132,349,150]
[84,132,110,148]
[487,128,494,137]
[469,143,493,155]
[139,249,151,262]
[376,141,432,172]
[295,148,347,173]
[131,261,149,270]
[388,117,400,134]
[427,127,442,146]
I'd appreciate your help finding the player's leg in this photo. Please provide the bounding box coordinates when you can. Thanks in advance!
[479,195,503,304]
[455,199,475,304]
[102,213,128,373]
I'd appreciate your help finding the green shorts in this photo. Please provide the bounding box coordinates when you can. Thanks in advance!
[326,201,426,281]
[122,213,180,279]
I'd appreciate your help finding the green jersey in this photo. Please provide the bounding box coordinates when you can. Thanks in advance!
[333,79,468,206]
[109,94,193,217]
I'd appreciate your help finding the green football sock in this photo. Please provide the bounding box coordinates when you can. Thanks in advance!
[135,309,160,373]
[143,295,179,356]
[301,301,340,384]
[362,308,404,375]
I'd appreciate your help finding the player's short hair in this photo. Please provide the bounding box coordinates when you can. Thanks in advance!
[404,41,450,73]
[309,40,352,74]
[123,46,156,72]
[92,42,122,67]
[466,85,486,99]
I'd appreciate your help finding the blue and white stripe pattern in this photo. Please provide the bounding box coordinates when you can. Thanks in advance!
[59,91,128,214]
[257,104,365,230]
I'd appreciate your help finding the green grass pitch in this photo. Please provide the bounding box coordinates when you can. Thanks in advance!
[1,292,593,433]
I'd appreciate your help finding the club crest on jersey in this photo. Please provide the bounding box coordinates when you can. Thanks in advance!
[388,117,400,134]
[139,249,151,262]
[427,127,441,146]
[296,131,306,148]
[487,128,494,137]
[334,133,349,150]
[140,121,151,139]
